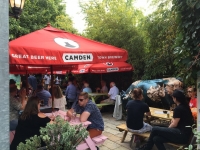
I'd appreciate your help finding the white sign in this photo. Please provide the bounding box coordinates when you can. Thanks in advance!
[107,68,119,72]
[54,38,79,49]
[79,69,85,73]
[62,53,93,62]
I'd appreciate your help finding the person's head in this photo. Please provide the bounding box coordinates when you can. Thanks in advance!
[131,88,143,100]
[10,79,16,88]
[37,84,44,91]
[187,86,196,98]
[10,86,17,96]
[78,92,89,107]
[110,82,115,88]
[20,96,41,120]
[101,80,106,86]
[172,89,187,105]
[53,85,63,99]
[84,82,89,88]
[165,84,174,95]
[68,80,73,85]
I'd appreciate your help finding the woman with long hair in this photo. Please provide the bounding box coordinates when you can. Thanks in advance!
[48,85,66,111]
[10,96,51,150]
[139,89,194,150]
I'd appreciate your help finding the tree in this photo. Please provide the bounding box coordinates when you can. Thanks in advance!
[172,0,200,84]
[80,0,146,80]
[9,0,77,40]
[140,0,179,79]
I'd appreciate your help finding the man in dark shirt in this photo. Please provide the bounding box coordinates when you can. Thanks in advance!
[36,85,51,106]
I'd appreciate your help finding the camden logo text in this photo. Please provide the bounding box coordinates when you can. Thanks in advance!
[62,53,93,62]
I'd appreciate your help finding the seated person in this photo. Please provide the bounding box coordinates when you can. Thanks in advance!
[36,84,51,106]
[10,86,27,131]
[126,88,152,134]
[48,85,66,111]
[82,82,92,93]
[101,82,119,104]
[138,90,194,150]
[10,96,52,150]
[96,80,108,93]
[187,86,197,108]
[67,92,104,138]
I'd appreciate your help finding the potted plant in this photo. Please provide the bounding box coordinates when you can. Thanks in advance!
[17,116,89,150]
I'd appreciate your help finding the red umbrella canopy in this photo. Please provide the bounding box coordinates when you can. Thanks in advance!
[9,64,77,74]
[9,25,128,65]
[90,62,133,73]
[72,62,133,74]
[71,64,92,74]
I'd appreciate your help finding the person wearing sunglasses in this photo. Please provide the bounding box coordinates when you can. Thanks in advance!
[67,92,104,138]
[187,86,197,108]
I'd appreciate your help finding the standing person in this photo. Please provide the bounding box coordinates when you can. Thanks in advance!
[138,90,194,150]
[43,73,51,91]
[10,96,52,150]
[48,85,66,111]
[55,76,61,85]
[67,92,104,138]
[187,86,197,108]
[10,86,27,131]
[126,88,152,146]
[101,82,119,104]
[28,74,37,93]
[65,80,77,109]
[36,85,51,106]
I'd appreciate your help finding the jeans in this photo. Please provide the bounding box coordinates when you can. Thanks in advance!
[10,120,18,131]
[145,126,189,150]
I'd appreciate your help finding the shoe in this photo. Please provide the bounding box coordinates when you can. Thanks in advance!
[96,146,99,150]
[137,144,147,150]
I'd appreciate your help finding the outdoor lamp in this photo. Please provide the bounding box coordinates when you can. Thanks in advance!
[9,0,25,19]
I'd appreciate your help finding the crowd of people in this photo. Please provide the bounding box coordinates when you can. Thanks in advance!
[9,73,121,149]
[9,73,198,150]
[126,85,196,150]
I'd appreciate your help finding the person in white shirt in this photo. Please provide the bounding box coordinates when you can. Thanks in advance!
[55,76,61,85]
[101,82,119,104]
[43,74,51,90]
[48,85,66,111]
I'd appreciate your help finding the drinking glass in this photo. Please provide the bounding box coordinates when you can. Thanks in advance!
[71,111,77,122]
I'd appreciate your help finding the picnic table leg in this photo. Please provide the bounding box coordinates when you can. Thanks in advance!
[121,131,128,143]
[85,136,96,150]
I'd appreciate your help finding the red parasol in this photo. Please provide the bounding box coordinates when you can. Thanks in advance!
[9,25,128,65]
[71,62,133,74]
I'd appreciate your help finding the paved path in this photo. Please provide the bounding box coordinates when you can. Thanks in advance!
[100,112,177,150]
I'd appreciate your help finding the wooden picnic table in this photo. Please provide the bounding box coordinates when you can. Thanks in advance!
[88,93,113,108]
[149,107,173,120]
[88,93,108,103]
[45,110,107,150]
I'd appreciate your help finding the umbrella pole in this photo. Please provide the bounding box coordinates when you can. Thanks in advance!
[26,69,29,96]
[51,65,54,112]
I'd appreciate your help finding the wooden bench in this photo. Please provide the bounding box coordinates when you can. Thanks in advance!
[76,134,108,150]
[116,124,191,149]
